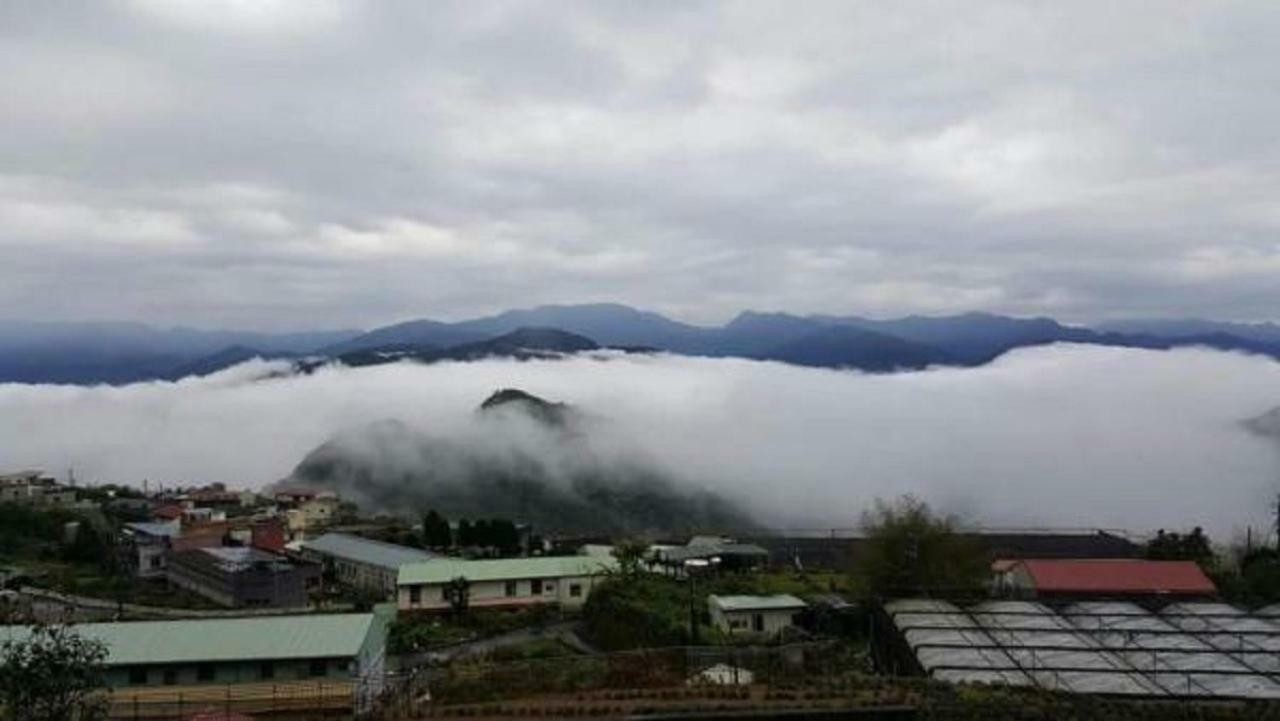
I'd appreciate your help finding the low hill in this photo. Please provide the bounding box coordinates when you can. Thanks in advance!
[321,319,484,356]
[282,390,756,535]
[430,327,599,361]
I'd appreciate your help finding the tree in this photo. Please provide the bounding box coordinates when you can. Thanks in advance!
[489,519,521,556]
[582,576,688,651]
[421,510,452,550]
[456,519,474,548]
[61,522,108,566]
[611,539,649,579]
[0,624,108,721]
[855,495,986,598]
[1147,527,1215,567]
[444,576,470,616]
[1217,547,1280,605]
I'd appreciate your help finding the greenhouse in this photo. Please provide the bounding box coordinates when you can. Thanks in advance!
[880,598,1280,698]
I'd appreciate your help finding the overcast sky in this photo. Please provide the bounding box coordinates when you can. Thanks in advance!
[3,1,1278,331]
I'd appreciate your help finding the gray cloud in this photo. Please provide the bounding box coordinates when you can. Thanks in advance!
[1,345,1278,537]
[2,1,1279,329]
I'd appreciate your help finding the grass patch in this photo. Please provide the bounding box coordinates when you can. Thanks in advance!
[390,605,562,653]
[583,570,862,651]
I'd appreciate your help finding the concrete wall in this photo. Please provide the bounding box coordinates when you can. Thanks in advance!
[104,656,354,688]
[165,555,315,608]
[0,485,76,508]
[134,543,168,578]
[332,557,397,595]
[710,607,801,637]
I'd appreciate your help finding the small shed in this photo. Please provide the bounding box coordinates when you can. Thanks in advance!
[708,594,807,637]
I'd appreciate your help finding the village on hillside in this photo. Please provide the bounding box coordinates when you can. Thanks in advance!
[4,468,1280,720]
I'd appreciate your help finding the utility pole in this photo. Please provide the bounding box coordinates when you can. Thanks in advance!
[688,570,699,645]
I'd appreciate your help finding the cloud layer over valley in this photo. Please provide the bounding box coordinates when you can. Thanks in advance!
[3,345,1279,537]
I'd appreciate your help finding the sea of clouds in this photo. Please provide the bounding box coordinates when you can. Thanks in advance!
[3,344,1280,539]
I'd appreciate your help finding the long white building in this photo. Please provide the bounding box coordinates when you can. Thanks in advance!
[397,556,616,612]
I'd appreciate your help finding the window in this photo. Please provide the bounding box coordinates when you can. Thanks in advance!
[163,669,178,686]
[409,585,421,605]
[128,667,148,685]
[439,585,449,601]
[504,580,518,597]
[569,584,582,598]
[752,613,764,632]
[260,662,275,680]
[309,660,327,678]
[531,579,543,595]
[196,664,215,682]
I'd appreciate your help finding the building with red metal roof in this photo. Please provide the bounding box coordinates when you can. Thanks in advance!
[1006,558,1215,598]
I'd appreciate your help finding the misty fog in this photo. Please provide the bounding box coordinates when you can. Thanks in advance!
[2,344,1279,538]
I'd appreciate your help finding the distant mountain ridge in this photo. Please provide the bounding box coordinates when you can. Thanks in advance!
[4,305,1280,384]
[324,327,601,370]
[0,321,359,384]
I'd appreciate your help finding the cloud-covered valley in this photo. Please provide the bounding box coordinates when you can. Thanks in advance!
[3,345,1280,537]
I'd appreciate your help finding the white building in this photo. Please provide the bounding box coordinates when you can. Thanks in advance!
[0,470,78,509]
[397,556,616,612]
[708,594,807,637]
[121,521,182,578]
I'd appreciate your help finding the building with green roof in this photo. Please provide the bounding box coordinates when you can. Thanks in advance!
[397,555,616,612]
[0,611,390,698]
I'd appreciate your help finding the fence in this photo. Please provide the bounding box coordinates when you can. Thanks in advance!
[102,671,421,721]
[18,586,355,621]
[421,641,863,707]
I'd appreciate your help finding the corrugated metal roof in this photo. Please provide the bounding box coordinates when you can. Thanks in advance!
[303,533,434,571]
[1017,559,1215,594]
[125,521,181,538]
[0,614,377,666]
[656,543,769,564]
[710,594,806,612]
[398,555,616,586]
[887,598,1280,699]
